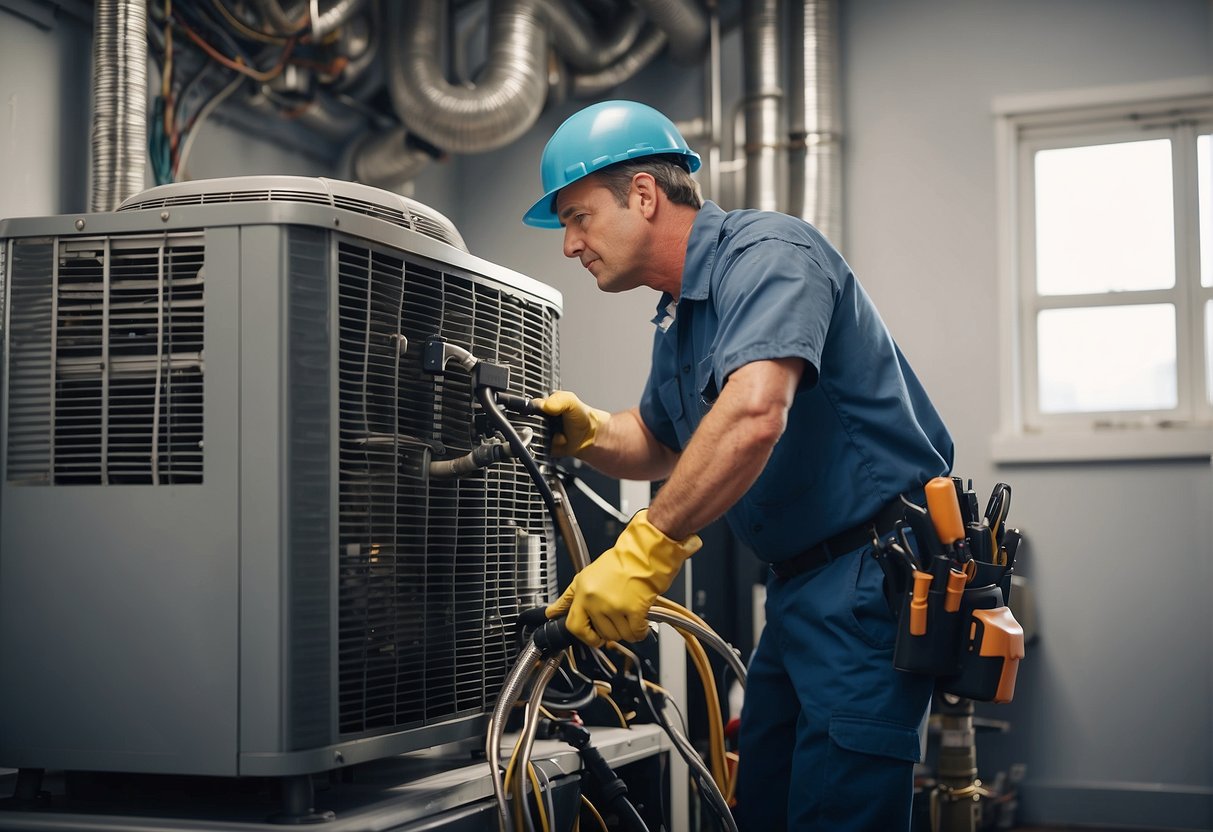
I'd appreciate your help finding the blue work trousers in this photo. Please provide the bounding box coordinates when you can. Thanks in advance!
[734,543,933,831]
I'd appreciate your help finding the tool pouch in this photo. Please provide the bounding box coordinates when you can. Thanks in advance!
[876,539,1026,703]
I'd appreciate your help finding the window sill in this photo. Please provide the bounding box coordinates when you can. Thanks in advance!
[990,426,1213,464]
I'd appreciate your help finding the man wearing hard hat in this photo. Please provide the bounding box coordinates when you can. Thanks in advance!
[526,99,953,830]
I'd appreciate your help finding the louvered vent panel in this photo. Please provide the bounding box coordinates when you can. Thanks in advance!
[5,240,55,483]
[335,237,557,737]
[5,234,204,486]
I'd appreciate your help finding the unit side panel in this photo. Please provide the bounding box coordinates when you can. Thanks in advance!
[0,228,241,775]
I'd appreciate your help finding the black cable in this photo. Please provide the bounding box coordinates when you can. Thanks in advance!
[476,387,560,522]
[621,643,735,832]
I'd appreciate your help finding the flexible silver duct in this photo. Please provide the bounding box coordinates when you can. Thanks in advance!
[742,0,782,211]
[544,0,644,72]
[571,23,668,99]
[635,0,708,65]
[787,0,842,245]
[387,0,548,154]
[349,126,433,191]
[89,0,148,213]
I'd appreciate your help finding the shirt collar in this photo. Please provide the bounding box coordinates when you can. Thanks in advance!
[679,200,726,303]
[650,201,727,329]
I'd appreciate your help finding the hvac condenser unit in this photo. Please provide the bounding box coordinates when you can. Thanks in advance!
[0,177,562,781]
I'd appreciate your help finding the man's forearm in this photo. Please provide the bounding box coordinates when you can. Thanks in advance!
[578,407,681,482]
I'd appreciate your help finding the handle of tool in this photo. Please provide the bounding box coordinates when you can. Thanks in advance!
[944,569,966,612]
[909,570,932,636]
[925,476,966,547]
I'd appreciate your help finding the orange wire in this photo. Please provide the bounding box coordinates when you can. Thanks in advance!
[178,21,297,82]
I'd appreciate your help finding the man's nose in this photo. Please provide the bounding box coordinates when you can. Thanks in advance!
[562,227,583,259]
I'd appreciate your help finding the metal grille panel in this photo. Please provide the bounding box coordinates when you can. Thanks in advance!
[4,234,204,485]
[334,237,558,736]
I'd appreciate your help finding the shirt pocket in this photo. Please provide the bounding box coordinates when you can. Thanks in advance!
[657,376,692,449]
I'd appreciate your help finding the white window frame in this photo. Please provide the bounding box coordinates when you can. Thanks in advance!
[992,77,1213,463]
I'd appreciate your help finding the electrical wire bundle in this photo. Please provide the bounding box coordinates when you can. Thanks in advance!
[145,0,368,183]
[418,336,745,832]
[470,386,743,832]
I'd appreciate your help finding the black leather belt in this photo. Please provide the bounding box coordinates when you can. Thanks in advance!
[769,498,906,580]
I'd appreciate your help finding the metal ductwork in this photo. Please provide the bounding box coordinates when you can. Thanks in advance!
[349,127,435,191]
[787,0,842,245]
[386,0,549,155]
[543,0,645,72]
[742,0,782,212]
[89,0,147,213]
[635,0,709,65]
[570,24,669,100]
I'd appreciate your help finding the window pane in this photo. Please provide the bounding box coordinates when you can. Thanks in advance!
[1035,140,1174,295]
[1200,134,1211,288]
[1038,305,1176,413]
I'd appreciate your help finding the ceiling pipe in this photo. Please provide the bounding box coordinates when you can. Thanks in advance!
[90,0,148,212]
[742,0,783,211]
[787,0,842,245]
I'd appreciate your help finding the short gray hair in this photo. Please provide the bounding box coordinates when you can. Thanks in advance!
[593,155,703,210]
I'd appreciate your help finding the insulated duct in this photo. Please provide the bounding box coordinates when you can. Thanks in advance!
[787,0,842,245]
[742,0,782,211]
[89,0,148,213]
[387,0,549,154]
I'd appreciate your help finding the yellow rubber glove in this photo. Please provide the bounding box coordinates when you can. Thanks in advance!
[535,390,610,458]
[547,510,702,646]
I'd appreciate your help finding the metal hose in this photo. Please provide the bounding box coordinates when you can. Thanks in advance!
[488,641,543,832]
[89,0,148,212]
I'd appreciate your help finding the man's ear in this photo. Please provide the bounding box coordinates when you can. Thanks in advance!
[630,172,658,219]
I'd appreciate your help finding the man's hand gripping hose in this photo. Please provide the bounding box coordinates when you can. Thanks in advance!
[545,510,702,647]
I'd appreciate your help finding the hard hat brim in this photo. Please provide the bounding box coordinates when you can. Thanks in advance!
[522,188,562,229]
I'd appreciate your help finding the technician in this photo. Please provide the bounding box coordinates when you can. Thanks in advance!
[525,100,953,830]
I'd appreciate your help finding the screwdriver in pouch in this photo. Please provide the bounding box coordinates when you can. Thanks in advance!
[926,477,972,609]
[926,477,970,562]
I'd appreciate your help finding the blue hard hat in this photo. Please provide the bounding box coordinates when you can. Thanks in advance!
[522,100,701,228]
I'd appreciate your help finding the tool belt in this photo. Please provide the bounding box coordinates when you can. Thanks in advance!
[870,476,1026,704]
[768,499,905,580]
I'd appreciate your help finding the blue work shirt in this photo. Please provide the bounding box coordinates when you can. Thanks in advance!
[638,201,953,563]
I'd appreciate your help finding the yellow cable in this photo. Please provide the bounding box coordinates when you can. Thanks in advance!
[580,794,609,832]
[527,764,551,832]
[595,683,630,728]
[645,607,731,794]
[682,631,728,792]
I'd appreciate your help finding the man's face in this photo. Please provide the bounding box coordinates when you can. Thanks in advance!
[555,174,648,294]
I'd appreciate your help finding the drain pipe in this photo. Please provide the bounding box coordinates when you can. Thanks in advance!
[89,0,148,212]
[787,0,842,245]
[742,0,782,211]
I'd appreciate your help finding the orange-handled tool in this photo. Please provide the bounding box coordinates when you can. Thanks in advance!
[925,476,966,549]
[909,570,933,636]
[944,568,966,612]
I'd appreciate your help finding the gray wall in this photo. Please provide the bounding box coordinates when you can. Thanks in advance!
[4,1,1213,828]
